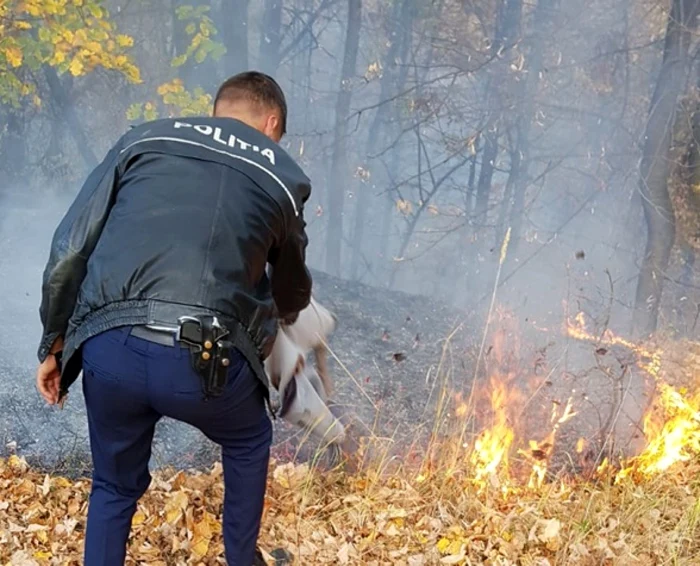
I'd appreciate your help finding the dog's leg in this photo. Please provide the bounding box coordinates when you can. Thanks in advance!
[313,344,334,398]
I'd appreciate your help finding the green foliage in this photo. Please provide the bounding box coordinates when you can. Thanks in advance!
[0,0,140,107]
[125,79,212,123]
[125,4,225,122]
[171,4,225,68]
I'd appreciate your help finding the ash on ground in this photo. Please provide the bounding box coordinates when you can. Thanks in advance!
[0,195,640,479]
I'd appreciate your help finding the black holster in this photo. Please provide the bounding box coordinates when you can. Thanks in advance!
[176,315,233,400]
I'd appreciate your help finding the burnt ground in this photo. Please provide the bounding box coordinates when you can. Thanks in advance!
[0,195,473,475]
[0,263,470,475]
[0,193,650,478]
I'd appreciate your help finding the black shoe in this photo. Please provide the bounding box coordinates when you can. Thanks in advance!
[253,547,294,566]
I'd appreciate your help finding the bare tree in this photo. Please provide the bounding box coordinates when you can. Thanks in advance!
[219,0,251,77]
[502,0,556,258]
[325,0,362,277]
[349,0,416,281]
[633,0,700,336]
[259,0,283,74]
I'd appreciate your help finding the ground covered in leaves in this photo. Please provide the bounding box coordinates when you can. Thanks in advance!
[1,452,698,565]
[2,326,699,563]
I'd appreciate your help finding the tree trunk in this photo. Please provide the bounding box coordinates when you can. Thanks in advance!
[0,111,27,185]
[473,0,522,225]
[632,0,700,336]
[258,0,283,74]
[474,123,499,221]
[325,0,362,277]
[43,67,98,171]
[505,0,555,258]
[349,0,415,280]
[219,0,250,78]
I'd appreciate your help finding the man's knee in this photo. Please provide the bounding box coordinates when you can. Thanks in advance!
[91,474,151,506]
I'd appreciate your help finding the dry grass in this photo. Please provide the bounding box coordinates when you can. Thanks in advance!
[0,448,698,565]
[1,327,698,565]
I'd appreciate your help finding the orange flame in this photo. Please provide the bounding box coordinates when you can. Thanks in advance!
[469,381,515,488]
[566,312,699,481]
[431,309,697,493]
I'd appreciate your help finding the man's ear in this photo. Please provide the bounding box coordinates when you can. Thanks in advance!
[264,114,281,142]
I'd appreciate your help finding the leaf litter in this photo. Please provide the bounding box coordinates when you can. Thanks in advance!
[1,320,699,565]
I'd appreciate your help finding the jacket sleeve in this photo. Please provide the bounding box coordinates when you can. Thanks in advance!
[268,204,313,321]
[37,139,125,363]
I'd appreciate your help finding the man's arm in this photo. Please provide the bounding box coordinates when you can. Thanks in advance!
[268,207,313,322]
[37,139,125,363]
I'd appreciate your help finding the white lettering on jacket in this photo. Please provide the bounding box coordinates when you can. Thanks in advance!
[174,121,276,166]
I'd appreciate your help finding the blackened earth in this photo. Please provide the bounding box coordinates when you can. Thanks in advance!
[0,194,471,476]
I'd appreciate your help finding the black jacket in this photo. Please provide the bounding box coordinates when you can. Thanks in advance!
[38,116,313,400]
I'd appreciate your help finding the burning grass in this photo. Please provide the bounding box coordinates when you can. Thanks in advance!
[1,312,699,565]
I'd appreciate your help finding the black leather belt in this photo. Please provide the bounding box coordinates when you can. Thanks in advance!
[129,325,177,347]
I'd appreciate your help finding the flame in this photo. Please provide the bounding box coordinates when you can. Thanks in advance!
[428,309,698,494]
[565,312,662,377]
[566,312,700,481]
[621,383,700,479]
[469,380,515,489]
[447,308,579,493]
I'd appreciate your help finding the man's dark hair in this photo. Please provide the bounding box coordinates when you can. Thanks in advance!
[214,71,287,136]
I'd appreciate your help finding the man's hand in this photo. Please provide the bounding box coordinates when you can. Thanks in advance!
[37,355,61,405]
[37,336,64,405]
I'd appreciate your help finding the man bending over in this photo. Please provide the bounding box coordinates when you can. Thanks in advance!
[35,71,312,565]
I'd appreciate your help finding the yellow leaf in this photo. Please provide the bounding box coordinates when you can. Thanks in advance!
[88,4,103,18]
[14,21,32,30]
[85,41,102,54]
[8,455,28,471]
[116,34,133,47]
[69,58,84,76]
[53,477,72,488]
[123,64,141,83]
[50,50,66,65]
[132,510,146,525]
[33,551,52,559]
[5,46,23,68]
[436,537,451,553]
[157,83,172,96]
[164,490,188,524]
[191,512,217,558]
[446,539,462,555]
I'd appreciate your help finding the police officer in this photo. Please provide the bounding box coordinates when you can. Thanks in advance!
[34,71,312,565]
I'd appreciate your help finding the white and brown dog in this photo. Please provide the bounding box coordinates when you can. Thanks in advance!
[264,298,347,464]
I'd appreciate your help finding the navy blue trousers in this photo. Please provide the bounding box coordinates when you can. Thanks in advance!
[81,326,272,566]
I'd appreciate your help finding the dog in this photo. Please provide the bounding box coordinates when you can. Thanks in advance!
[264,298,347,464]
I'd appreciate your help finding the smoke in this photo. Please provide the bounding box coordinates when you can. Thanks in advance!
[0,0,696,470]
